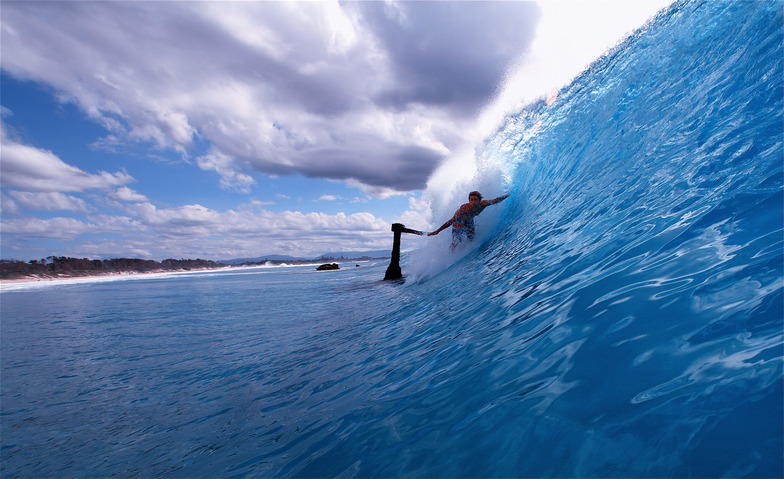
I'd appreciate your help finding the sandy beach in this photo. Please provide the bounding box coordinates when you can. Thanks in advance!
[0,268,230,291]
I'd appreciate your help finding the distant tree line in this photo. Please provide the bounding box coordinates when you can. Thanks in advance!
[0,256,224,279]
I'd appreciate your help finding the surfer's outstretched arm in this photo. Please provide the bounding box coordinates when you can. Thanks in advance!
[478,194,509,208]
[488,194,509,205]
[428,220,452,236]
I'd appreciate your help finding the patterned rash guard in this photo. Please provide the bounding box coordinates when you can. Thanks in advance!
[432,193,507,251]
[449,197,503,234]
[449,201,486,233]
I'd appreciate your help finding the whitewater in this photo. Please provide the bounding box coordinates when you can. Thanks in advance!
[1,1,782,477]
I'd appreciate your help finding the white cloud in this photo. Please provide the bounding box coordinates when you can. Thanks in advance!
[7,191,90,212]
[109,187,148,203]
[129,203,221,232]
[196,151,256,193]
[0,199,392,259]
[0,127,133,193]
[1,216,97,239]
[1,192,19,216]
[0,1,541,194]
[247,199,275,207]
[123,200,390,247]
[319,195,339,201]
[395,194,433,231]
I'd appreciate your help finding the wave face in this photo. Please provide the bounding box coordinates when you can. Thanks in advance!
[1,1,781,478]
[400,0,783,476]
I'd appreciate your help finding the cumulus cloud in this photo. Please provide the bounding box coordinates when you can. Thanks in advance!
[126,201,388,239]
[0,1,541,194]
[1,198,392,259]
[109,187,148,203]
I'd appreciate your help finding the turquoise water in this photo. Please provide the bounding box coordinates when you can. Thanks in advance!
[2,1,782,477]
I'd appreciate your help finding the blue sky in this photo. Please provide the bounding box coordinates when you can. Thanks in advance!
[1,1,668,261]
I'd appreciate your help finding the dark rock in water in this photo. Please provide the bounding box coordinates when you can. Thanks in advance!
[316,263,339,271]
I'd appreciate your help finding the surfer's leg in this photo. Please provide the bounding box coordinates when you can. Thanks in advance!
[451,228,464,252]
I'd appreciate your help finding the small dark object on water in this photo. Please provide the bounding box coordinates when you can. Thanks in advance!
[316,263,339,271]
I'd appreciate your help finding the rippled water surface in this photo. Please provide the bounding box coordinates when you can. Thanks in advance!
[2,1,783,477]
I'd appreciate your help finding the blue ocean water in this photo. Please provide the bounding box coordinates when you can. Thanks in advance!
[2,1,782,477]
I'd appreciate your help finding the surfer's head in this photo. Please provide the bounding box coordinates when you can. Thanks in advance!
[469,191,482,202]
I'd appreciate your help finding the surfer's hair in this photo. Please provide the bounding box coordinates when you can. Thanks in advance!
[469,191,482,200]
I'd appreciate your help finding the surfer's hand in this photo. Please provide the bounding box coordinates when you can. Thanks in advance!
[428,231,438,236]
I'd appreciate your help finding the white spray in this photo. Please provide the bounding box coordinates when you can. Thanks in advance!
[405,0,673,280]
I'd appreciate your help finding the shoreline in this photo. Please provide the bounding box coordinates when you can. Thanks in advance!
[0,268,223,287]
[0,258,386,289]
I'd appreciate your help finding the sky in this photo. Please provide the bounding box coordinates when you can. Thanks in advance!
[1,1,671,261]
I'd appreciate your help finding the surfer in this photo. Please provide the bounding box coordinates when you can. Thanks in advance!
[428,191,509,251]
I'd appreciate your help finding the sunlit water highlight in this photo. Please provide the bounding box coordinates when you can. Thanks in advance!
[2,1,782,477]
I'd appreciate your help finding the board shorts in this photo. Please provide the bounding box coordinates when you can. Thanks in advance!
[450,226,475,251]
